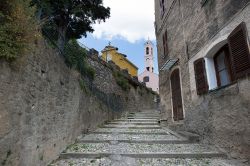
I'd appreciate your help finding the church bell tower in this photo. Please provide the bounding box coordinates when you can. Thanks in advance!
[144,40,154,72]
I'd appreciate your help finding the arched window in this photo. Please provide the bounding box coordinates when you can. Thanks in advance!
[146,47,149,55]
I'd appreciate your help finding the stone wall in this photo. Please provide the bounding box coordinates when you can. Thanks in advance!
[0,40,157,166]
[155,0,250,160]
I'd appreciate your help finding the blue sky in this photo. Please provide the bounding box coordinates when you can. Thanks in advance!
[79,0,158,74]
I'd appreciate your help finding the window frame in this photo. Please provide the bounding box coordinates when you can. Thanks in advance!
[213,44,234,87]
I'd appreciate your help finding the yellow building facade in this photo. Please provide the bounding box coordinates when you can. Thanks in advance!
[101,45,138,77]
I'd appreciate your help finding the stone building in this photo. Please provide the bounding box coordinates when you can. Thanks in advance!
[138,40,159,93]
[155,0,250,159]
[101,44,138,77]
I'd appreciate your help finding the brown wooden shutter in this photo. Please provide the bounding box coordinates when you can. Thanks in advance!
[194,58,208,95]
[228,22,250,79]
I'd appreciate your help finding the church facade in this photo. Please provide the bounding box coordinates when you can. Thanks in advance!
[138,40,159,93]
[101,44,138,77]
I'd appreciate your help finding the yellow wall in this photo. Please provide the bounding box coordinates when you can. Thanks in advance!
[101,48,138,77]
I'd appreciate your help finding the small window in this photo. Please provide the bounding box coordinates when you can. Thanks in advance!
[162,30,168,57]
[146,47,149,55]
[201,0,209,6]
[143,76,149,82]
[159,0,165,18]
[146,67,150,71]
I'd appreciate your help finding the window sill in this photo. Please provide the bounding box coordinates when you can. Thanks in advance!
[208,81,237,94]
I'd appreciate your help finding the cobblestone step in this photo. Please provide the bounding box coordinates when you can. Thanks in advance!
[93,128,171,134]
[63,143,225,156]
[108,122,159,125]
[77,133,185,143]
[52,158,245,166]
[127,117,160,119]
[113,119,158,122]
[103,124,160,127]
[101,125,162,129]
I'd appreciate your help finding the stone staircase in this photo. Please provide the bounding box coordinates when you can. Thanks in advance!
[51,111,245,166]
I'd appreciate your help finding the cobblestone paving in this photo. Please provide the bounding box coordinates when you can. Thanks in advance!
[52,158,243,166]
[79,133,180,141]
[51,111,246,166]
[93,128,169,134]
[66,143,219,154]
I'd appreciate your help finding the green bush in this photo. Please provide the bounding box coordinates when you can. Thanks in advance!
[64,40,95,80]
[0,0,38,61]
[113,71,130,91]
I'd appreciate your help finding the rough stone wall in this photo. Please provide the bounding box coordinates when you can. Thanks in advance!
[185,77,250,159]
[0,40,156,166]
[155,0,250,159]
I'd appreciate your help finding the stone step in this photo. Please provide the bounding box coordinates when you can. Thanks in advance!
[77,133,185,142]
[127,113,160,116]
[108,122,159,125]
[127,117,160,119]
[101,125,161,129]
[76,139,190,144]
[113,119,159,122]
[60,152,226,160]
[93,128,170,134]
[52,158,244,166]
[127,117,159,120]
[63,143,225,157]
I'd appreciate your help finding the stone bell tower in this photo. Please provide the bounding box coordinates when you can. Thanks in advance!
[144,39,154,72]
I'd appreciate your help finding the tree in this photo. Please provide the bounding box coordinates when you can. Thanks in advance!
[31,0,110,51]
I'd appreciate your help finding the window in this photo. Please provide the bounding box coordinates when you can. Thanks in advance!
[146,47,149,55]
[159,0,165,18]
[162,30,168,57]
[201,0,209,7]
[214,45,233,87]
[194,22,250,95]
[143,76,149,82]
[146,67,150,71]
[107,53,112,62]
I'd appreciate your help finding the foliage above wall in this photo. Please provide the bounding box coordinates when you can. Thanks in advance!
[0,0,38,61]
[64,40,95,80]
[113,71,131,91]
[30,0,110,51]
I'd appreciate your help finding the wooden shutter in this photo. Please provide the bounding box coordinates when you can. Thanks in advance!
[228,22,250,79]
[194,58,208,95]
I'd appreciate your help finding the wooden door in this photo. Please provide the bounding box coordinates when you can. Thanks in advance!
[170,69,184,121]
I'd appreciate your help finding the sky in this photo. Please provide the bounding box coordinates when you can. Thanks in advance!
[78,0,158,74]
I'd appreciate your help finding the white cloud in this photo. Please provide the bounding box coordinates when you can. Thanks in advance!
[92,0,155,43]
